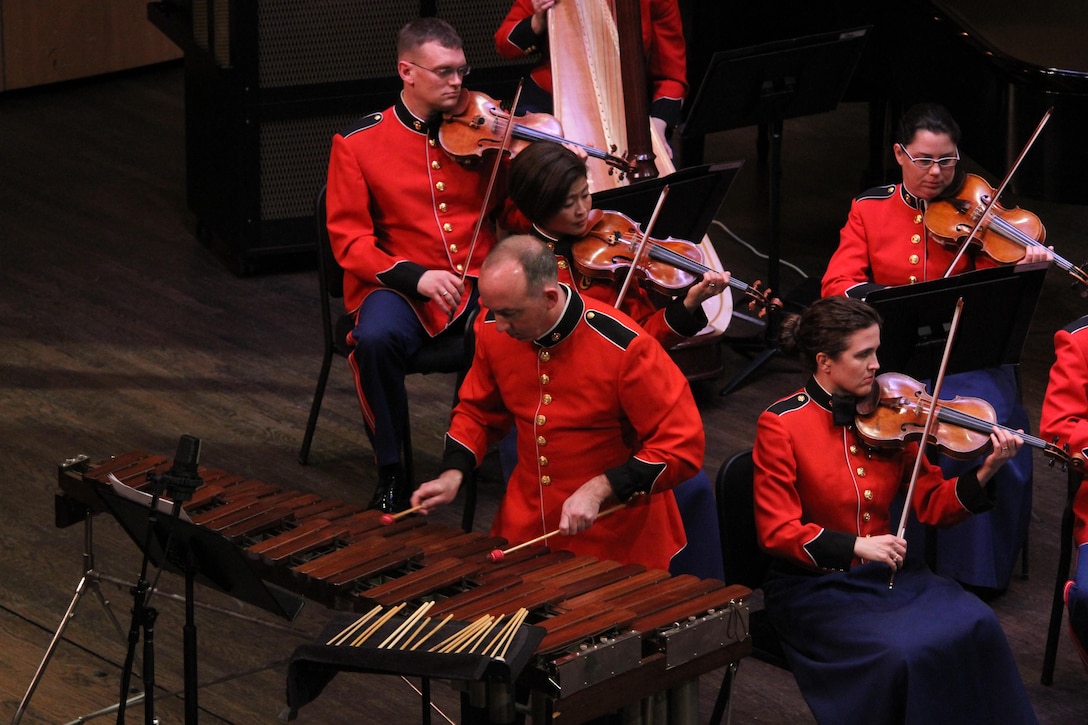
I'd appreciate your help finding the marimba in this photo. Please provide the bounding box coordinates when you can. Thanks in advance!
[56,451,752,723]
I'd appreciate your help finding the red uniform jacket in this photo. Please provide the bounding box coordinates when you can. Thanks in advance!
[822,184,999,298]
[443,287,702,570]
[494,0,687,127]
[326,97,510,336]
[754,378,993,571]
[1041,316,1088,546]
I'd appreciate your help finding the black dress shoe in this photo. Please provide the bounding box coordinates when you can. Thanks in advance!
[368,464,411,514]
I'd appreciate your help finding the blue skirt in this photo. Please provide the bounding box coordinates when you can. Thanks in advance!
[763,560,1036,725]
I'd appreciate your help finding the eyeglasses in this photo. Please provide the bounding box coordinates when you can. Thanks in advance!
[406,61,471,81]
[898,143,959,169]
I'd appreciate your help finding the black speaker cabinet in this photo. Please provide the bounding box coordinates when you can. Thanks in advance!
[151,0,531,275]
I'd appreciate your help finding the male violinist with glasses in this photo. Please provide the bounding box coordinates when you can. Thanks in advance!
[326,17,520,513]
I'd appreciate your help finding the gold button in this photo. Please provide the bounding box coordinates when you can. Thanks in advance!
[431,160,441,170]
[414,121,423,131]
[536,414,546,426]
[435,181,445,192]
[909,275,918,284]
[797,394,805,402]
[539,456,548,466]
[856,467,866,477]
[537,436,546,446]
[539,350,551,362]
[914,213,923,224]
[908,254,919,265]
[449,244,458,254]
[911,234,921,244]
[849,445,858,455]
[456,263,464,273]
[540,374,550,385]
[442,223,453,233]
[864,489,873,501]
[557,259,568,270]
[542,394,552,405]
[429,138,437,147]
[541,475,551,486]
[550,332,561,342]
[863,512,872,522]
[586,311,595,319]
[438,202,448,212]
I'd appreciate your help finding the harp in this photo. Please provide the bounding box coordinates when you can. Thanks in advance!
[548,0,734,348]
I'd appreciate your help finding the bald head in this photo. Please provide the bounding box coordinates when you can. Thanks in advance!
[479,235,563,341]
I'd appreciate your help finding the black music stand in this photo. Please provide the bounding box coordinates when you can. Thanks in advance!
[591,161,742,242]
[864,263,1047,379]
[679,27,870,394]
[97,484,304,724]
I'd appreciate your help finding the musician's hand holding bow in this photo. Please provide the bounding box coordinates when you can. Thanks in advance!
[977,426,1024,484]
[418,270,465,315]
[856,533,907,571]
[411,469,464,514]
[683,270,729,312]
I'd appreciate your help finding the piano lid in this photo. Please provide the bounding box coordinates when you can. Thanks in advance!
[903,1,1088,203]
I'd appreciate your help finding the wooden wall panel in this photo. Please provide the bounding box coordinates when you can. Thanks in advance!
[1,0,181,91]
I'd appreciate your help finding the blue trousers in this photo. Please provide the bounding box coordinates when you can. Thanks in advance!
[349,290,468,468]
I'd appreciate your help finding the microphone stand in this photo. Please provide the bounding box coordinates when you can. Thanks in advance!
[115,435,202,725]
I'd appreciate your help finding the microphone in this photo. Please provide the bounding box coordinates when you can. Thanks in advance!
[159,434,203,503]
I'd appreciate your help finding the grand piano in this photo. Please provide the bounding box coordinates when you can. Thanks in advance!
[680,0,1088,204]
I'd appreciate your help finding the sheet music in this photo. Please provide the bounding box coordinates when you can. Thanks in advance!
[107,472,193,523]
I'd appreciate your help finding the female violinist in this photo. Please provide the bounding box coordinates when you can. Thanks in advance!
[507,140,728,348]
[754,296,1036,725]
[821,102,1051,299]
[820,102,1046,594]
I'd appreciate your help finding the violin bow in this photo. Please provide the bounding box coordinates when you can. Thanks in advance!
[941,107,1053,278]
[613,185,669,309]
[890,297,964,588]
[456,81,525,293]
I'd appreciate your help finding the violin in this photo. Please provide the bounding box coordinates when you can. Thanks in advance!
[925,173,1088,288]
[439,91,633,175]
[570,210,777,314]
[854,371,1075,467]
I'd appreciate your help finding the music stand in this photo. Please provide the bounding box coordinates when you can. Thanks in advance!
[97,485,304,724]
[864,263,1047,379]
[679,27,870,394]
[591,161,741,241]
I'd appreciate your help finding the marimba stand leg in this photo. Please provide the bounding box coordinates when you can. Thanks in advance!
[12,510,140,725]
[709,661,739,725]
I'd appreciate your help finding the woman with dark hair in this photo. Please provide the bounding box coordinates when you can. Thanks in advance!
[822,102,1050,297]
[754,295,1036,724]
[507,140,727,347]
[820,102,1049,594]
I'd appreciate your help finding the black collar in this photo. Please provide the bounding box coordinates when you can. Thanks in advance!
[394,95,436,136]
[807,378,858,427]
[534,284,582,348]
[899,183,924,211]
